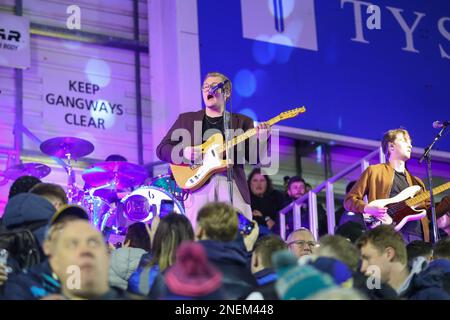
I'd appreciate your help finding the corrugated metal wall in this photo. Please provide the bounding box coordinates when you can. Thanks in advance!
[0,0,149,212]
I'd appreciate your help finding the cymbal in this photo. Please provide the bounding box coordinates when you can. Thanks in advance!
[4,163,51,180]
[40,137,94,159]
[82,161,148,190]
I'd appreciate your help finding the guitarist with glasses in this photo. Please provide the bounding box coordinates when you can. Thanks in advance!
[344,128,450,243]
[156,72,271,229]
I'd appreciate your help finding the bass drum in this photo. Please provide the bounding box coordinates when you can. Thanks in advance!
[120,186,185,223]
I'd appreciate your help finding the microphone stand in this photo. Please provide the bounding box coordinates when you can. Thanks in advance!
[419,125,449,243]
[223,93,234,206]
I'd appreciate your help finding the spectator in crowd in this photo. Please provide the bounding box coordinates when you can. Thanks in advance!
[283,176,327,237]
[335,181,366,228]
[273,250,336,300]
[357,225,449,299]
[247,168,284,233]
[318,235,398,299]
[407,241,433,267]
[7,175,41,200]
[109,222,151,290]
[127,213,194,297]
[437,213,450,237]
[29,183,68,211]
[195,202,257,299]
[246,235,287,299]
[159,241,226,299]
[433,238,450,260]
[335,221,366,244]
[318,235,360,272]
[51,219,131,299]
[1,193,57,268]
[1,205,89,299]
[286,228,317,258]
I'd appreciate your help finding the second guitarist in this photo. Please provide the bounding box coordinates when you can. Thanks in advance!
[344,128,450,243]
[156,72,271,229]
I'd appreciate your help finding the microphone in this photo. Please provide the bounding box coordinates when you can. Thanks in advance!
[432,120,450,129]
[208,80,229,95]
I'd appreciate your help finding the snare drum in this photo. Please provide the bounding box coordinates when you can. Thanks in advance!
[120,186,184,222]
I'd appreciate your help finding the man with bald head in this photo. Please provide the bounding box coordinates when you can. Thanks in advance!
[286,228,317,258]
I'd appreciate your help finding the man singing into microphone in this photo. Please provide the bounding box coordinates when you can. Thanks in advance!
[344,128,450,243]
[156,72,270,229]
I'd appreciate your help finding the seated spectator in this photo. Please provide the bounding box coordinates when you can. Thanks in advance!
[335,221,366,244]
[433,238,450,261]
[273,250,336,299]
[127,213,194,297]
[317,235,360,272]
[286,228,317,258]
[109,222,151,290]
[160,241,226,300]
[282,176,327,237]
[1,193,57,271]
[335,181,366,228]
[51,219,130,299]
[437,213,450,237]
[7,175,41,200]
[317,234,398,299]
[1,205,89,299]
[247,168,284,233]
[195,202,257,300]
[357,225,449,299]
[29,183,68,211]
[407,241,433,267]
[246,234,287,300]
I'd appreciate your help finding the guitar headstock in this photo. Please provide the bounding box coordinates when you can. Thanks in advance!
[278,106,306,120]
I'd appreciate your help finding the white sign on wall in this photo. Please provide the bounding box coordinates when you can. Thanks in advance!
[42,70,128,142]
[241,0,318,51]
[0,12,31,69]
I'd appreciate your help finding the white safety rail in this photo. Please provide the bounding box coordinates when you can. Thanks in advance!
[278,147,386,241]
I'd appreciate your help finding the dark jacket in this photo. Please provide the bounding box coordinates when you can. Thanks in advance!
[2,193,55,247]
[199,239,257,300]
[244,268,279,300]
[352,271,398,300]
[402,259,450,300]
[156,109,256,204]
[0,260,60,300]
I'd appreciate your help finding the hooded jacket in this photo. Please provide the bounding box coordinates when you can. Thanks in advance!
[402,258,450,300]
[109,247,147,290]
[2,193,55,247]
[199,239,257,299]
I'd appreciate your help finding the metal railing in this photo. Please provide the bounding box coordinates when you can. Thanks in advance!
[278,146,386,240]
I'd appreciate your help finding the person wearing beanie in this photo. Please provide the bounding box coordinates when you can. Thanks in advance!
[162,241,226,300]
[273,250,336,300]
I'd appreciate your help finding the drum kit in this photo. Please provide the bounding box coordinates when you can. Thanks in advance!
[4,136,186,233]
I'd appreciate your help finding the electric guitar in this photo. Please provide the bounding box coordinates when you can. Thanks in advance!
[170,107,306,191]
[363,181,450,231]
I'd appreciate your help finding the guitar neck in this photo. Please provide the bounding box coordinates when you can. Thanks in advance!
[406,181,450,207]
[216,116,281,153]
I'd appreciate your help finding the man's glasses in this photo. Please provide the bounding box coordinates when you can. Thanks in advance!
[201,82,219,92]
[287,240,316,248]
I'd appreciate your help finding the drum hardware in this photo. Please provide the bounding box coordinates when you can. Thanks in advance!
[3,162,51,180]
[40,137,94,203]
